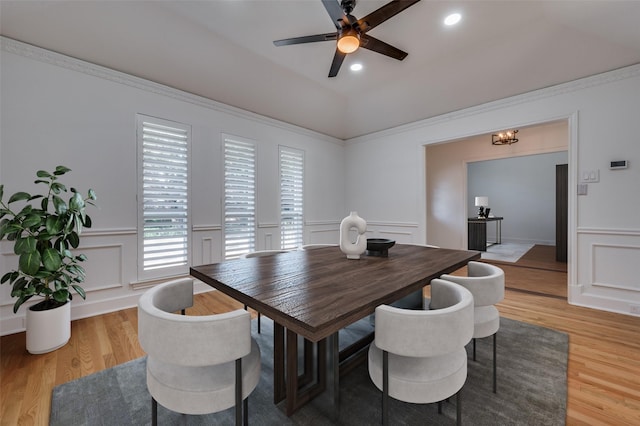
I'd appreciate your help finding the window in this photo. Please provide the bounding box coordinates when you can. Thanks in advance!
[137,115,190,280]
[280,146,304,250]
[224,135,256,259]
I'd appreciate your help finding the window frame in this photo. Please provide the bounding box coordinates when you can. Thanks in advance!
[222,134,258,259]
[136,114,191,281]
[279,145,305,250]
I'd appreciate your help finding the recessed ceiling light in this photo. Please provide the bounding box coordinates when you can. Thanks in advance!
[444,13,461,26]
[350,63,363,72]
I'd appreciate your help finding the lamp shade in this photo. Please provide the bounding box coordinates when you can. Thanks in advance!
[475,196,489,207]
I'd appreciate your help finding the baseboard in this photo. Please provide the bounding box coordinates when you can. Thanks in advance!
[0,282,215,336]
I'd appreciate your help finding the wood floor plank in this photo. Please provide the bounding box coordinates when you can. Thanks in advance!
[1,251,639,425]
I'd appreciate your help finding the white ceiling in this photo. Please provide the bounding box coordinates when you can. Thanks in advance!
[2,1,640,140]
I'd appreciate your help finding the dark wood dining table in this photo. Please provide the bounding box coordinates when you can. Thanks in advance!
[190,244,480,416]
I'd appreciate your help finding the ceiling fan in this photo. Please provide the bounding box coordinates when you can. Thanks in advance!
[273,0,421,77]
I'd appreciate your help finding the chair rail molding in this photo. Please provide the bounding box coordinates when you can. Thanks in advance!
[192,224,222,232]
[577,227,640,236]
[82,228,137,236]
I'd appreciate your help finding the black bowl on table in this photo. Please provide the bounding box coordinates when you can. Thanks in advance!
[366,238,396,257]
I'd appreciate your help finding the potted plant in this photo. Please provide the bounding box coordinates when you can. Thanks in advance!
[0,166,96,354]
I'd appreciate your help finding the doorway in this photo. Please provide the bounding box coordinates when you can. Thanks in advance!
[466,152,568,264]
[425,120,571,300]
[425,120,569,251]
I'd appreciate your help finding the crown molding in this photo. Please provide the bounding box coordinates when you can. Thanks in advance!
[347,62,640,144]
[0,36,344,147]
[4,36,638,148]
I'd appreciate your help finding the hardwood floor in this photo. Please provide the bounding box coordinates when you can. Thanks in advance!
[2,257,639,425]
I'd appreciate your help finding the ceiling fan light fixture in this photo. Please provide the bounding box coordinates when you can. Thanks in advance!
[273,0,420,77]
[337,31,360,54]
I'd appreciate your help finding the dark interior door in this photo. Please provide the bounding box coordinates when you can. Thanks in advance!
[556,164,568,262]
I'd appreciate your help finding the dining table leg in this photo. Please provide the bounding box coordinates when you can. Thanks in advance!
[284,329,328,415]
[273,323,286,404]
[285,328,300,415]
[325,332,340,418]
[272,323,341,416]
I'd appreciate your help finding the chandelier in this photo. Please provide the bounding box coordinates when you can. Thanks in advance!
[492,129,519,145]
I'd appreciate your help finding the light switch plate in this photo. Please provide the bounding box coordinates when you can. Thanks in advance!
[580,169,599,183]
[577,183,588,195]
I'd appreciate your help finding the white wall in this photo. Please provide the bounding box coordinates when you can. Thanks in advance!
[0,39,346,334]
[468,151,569,245]
[345,64,640,317]
[2,38,639,335]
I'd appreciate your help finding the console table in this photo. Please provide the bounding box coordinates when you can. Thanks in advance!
[468,217,503,251]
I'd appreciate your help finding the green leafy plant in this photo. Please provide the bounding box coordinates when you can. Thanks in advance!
[0,166,96,313]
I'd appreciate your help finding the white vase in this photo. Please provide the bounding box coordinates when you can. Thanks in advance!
[26,301,71,354]
[339,211,367,259]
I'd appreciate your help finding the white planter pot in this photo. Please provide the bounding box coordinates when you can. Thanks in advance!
[26,301,71,354]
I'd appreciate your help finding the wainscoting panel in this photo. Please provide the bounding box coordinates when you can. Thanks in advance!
[365,221,420,244]
[305,220,340,245]
[305,220,421,246]
[573,229,640,316]
[0,230,139,335]
[192,225,222,266]
[592,244,640,291]
[77,244,125,292]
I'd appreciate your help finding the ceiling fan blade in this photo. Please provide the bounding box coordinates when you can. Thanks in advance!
[360,34,408,60]
[274,32,338,46]
[322,0,348,29]
[328,48,347,77]
[357,0,421,32]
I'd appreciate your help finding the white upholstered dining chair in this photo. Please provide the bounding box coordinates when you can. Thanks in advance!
[300,244,338,249]
[440,261,505,393]
[390,244,440,309]
[368,279,474,425]
[137,278,261,426]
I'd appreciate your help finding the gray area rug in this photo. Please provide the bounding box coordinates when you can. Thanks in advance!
[481,243,534,263]
[51,317,567,425]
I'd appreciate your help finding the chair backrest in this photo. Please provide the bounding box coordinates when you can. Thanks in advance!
[440,261,505,307]
[241,250,290,258]
[300,244,338,250]
[374,279,474,358]
[138,278,251,367]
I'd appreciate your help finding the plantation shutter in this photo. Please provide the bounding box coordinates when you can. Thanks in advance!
[224,136,256,259]
[280,146,304,250]
[137,116,190,279]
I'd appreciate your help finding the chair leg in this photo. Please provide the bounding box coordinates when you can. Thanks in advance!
[382,350,389,426]
[152,397,158,426]
[456,389,462,426]
[235,359,243,426]
[493,333,497,393]
[244,304,262,334]
[243,397,249,426]
[472,338,476,361]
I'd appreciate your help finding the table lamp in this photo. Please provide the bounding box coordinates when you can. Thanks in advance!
[475,196,489,218]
